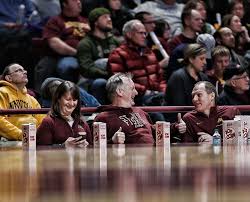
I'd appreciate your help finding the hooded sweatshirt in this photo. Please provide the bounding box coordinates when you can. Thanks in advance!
[94,105,155,144]
[0,80,44,140]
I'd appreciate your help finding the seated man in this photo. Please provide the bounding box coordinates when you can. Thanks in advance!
[182,81,240,144]
[35,0,90,87]
[77,7,119,104]
[218,64,250,105]
[94,73,186,144]
[108,19,166,106]
[0,63,44,140]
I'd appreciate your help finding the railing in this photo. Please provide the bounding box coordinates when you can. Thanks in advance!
[0,105,250,115]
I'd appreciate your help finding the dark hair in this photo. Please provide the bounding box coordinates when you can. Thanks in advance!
[227,0,243,15]
[154,20,170,37]
[59,0,67,10]
[134,11,151,23]
[222,14,234,28]
[181,7,193,28]
[51,81,81,120]
[184,0,206,11]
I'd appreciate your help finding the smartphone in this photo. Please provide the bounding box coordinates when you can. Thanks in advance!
[77,132,86,142]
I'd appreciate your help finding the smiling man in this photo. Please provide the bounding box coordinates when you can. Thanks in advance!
[0,63,44,140]
[94,73,186,144]
[182,81,240,144]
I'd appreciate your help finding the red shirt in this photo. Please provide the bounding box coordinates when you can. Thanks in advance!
[43,14,90,50]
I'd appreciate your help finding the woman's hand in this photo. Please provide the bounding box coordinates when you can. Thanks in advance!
[64,137,89,148]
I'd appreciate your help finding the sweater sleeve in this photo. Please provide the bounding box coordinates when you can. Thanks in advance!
[36,117,54,145]
[0,92,22,140]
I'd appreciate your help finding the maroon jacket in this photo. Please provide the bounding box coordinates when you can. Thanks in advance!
[94,105,155,144]
[182,106,240,142]
[166,33,197,55]
[107,43,166,95]
[37,114,92,145]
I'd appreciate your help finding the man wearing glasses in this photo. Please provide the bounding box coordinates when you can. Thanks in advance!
[218,64,250,105]
[0,63,44,140]
[107,19,167,106]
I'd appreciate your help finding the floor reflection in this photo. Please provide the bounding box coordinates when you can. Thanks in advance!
[0,145,250,201]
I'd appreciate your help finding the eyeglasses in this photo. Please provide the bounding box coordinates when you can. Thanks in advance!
[8,68,26,75]
[135,31,148,37]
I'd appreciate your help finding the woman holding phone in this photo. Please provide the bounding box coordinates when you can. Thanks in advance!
[37,81,91,147]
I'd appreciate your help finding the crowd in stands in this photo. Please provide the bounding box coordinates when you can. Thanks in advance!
[0,0,250,144]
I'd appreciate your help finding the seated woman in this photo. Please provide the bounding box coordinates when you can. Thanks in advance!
[37,81,91,147]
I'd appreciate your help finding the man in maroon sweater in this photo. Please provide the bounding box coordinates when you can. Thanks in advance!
[94,73,186,144]
[182,81,240,143]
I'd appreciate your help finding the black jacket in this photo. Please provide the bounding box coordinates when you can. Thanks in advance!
[218,85,250,105]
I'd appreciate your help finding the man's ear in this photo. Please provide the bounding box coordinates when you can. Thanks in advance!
[230,79,237,87]
[4,75,11,82]
[116,88,123,97]
[126,32,132,40]
[211,92,215,100]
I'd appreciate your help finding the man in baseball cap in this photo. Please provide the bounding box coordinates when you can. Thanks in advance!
[218,63,250,105]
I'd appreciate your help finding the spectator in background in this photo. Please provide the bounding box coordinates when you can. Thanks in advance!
[183,0,216,35]
[94,73,186,144]
[107,19,167,106]
[133,0,185,37]
[0,63,44,140]
[167,8,203,55]
[103,0,133,38]
[37,81,91,146]
[39,0,90,85]
[214,27,248,68]
[165,43,208,106]
[135,12,170,65]
[218,64,250,105]
[77,7,119,104]
[182,81,240,144]
[228,0,245,25]
[222,14,250,55]
[206,45,230,95]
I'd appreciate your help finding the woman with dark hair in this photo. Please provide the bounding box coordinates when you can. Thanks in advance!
[222,14,250,55]
[37,81,91,147]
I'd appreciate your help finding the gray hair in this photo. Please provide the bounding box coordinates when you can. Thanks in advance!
[122,19,143,36]
[106,73,132,102]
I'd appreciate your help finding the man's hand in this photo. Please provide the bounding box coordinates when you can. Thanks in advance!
[177,113,186,134]
[112,127,125,144]
[197,132,213,144]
